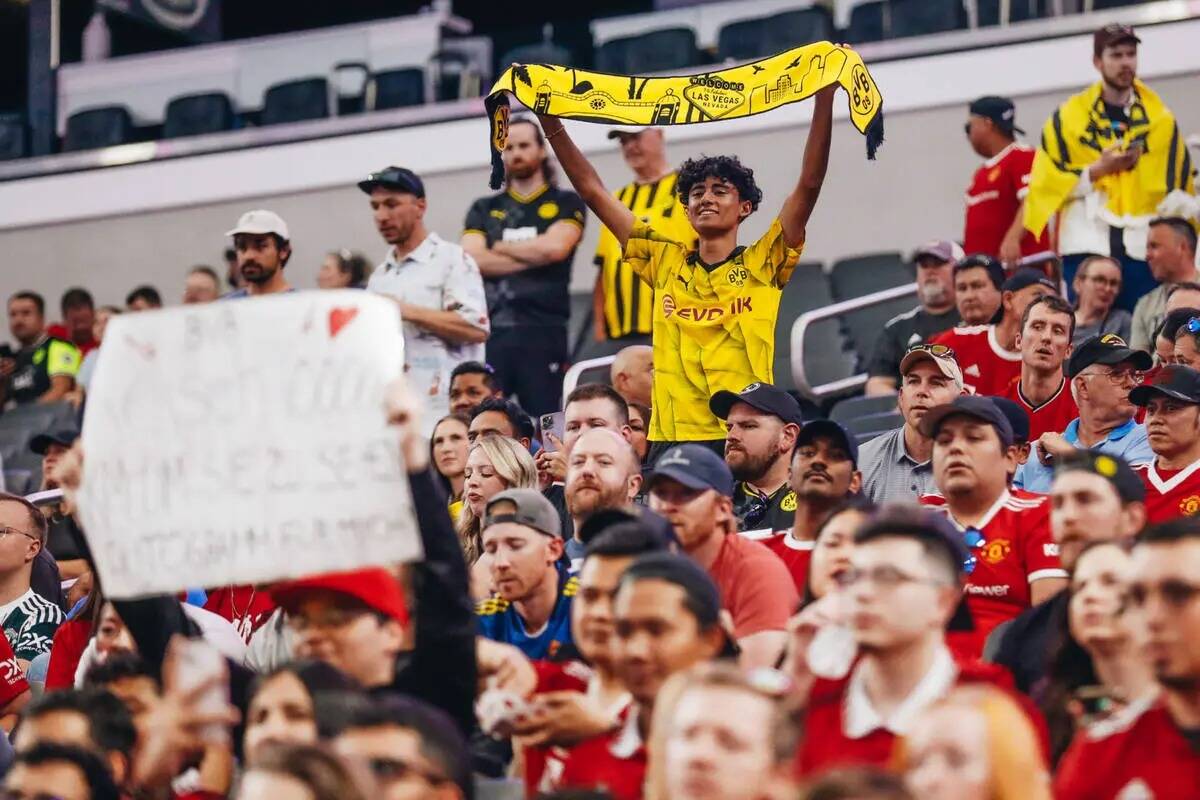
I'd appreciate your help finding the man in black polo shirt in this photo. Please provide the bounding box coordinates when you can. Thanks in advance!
[0,292,80,408]
[461,117,586,416]
[865,239,963,396]
[709,383,802,536]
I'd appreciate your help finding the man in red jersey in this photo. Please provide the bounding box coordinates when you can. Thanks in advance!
[963,96,1049,264]
[933,266,1058,396]
[1002,294,1078,439]
[920,396,1067,649]
[1055,518,1200,799]
[647,445,798,667]
[797,506,1022,774]
[555,553,727,800]
[1128,365,1200,523]
[753,420,861,594]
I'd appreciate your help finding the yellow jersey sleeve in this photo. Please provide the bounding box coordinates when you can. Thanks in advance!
[46,339,81,378]
[622,220,686,287]
[742,218,803,289]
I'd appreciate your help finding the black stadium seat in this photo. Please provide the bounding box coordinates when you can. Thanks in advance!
[717,9,833,62]
[0,113,26,161]
[63,105,133,151]
[600,28,698,75]
[163,92,235,139]
[774,262,834,392]
[716,17,771,62]
[977,0,1046,26]
[889,0,967,39]
[595,37,635,74]
[846,2,887,44]
[499,42,572,71]
[843,410,904,442]
[830,394,902,426]
[372,68,426,110]
[260,78,329,126]
[830,252,910,302]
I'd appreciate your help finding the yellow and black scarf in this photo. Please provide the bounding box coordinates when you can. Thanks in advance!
[484,41,885,189]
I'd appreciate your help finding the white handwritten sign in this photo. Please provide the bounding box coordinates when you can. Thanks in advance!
[77,291,421,599]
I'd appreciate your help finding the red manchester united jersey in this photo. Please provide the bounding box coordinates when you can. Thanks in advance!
[1135,459,1200,524]
[1055,695,1200,800]
[556,706,647,800]
[921,490,1065,649]
[930,325,1022,397]
[964,142,1050,258]
[742,529,814,595]
[1002,377,1079,440]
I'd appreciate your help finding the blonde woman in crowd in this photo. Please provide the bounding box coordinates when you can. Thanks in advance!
[457,435,538,598]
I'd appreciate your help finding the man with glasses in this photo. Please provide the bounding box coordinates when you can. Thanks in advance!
[860,344,966,504]
[1130,217,1199,352]
[919,397,1067,653]
[0,493,63,668]
[1129,365,1200,524]
[1055,517,1200,798]
[1016,334,1152,493]
[361,166,490,431]
[708,383,803,537]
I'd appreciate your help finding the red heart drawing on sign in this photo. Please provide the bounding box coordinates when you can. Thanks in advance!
[328,307,359,338]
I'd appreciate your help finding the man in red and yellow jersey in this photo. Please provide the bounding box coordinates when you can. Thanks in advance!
[1129,365,1200,524]
[539,83,838,459]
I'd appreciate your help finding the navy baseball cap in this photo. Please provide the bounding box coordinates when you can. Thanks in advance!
[647,444,735,497]
[1130,365,1200,406]
[30,429,79,456]
[710,382,802,424]
[358,166,426,198]
[918,396,1015,447]
[1053,451,1145,504]
[969,96,1024,136]
[796,419,859,467]
[1002,268,1058,295]
[1068,333,1152,378]
[989,396,1031,445]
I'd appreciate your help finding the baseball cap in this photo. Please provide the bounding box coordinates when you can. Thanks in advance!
[647,444,735,497]
[709,382,802,424]
[1067,333,1153,378]
[990,396,1031,446]
[913,239,966,265]
[1094,23,1140,57]
[1130,364,1200,406]
[796,419,859,468]
[1053,451,1146,504]
[607,127,652,140]
[30,428,79,455]
[918,395,1015,447]
[1002,268,1059,295]
[968,96,1024,136]
[272,567,409,625]
[483,488,562,538]
[953,254,1006,290]
[357,166,426,198]
[899,344,965,392]
[225,209,290,240]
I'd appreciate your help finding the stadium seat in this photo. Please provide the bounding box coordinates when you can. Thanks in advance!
[499,42,572,70]
[595,37,635,74]
[774,262,834,392]
[599,28,698,75]
[3,470,33,497]
[716,17,770,62]
[829,252,910,302]
[717,9,833,62]
[842,410,904,440]
[0,114,26,161]
[830,393,901,425]
[163,92,235,139]
[977,0,1046,26]
[371,68,426,110]
[1091,0,1142,7]
[843,296,921,367]
[62,106,133,152]
[846,2,887,44]
[260,78,330,126]
[797,319,858,393]
[889,0,967,39]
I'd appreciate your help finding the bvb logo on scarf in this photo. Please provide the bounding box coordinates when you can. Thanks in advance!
[483,41,885,189]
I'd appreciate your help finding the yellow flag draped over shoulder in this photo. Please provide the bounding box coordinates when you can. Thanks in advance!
[484,41,884,189]
[1024,80,1194,237]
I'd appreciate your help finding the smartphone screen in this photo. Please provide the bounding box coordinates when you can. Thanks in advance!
[539,412,565,451]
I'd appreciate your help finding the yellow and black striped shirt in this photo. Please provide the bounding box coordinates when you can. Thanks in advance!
[594,172,696,339]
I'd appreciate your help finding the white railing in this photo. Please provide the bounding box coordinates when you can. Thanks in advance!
[562,355,617,400]
[790,283,917,401]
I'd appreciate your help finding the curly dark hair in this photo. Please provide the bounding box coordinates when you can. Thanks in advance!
[675,155,763,218]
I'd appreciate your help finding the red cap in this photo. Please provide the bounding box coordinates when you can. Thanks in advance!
[271,567,409,625]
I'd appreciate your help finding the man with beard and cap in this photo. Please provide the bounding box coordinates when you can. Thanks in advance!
[223,210,294,298]
[709,382,803,537]
[564,428,643,568]
[461,117,586,416]
[865,240,963,396]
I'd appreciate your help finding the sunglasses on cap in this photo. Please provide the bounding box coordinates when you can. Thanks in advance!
[962,528,984,575]
[906,343,956,359]
[1186,317,1200,337]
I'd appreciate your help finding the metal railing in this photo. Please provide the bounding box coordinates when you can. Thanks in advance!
[562,355,617,400]
[790,283,917,402]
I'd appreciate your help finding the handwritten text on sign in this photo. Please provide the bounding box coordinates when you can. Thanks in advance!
[77,291,420,599]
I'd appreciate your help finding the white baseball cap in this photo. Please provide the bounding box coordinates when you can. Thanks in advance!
[225,209,290,240]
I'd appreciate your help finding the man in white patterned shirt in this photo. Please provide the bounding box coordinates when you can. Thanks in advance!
[0,495,62,667]
[361,166,491,431]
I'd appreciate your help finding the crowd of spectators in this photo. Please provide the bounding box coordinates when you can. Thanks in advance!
[0,22,1197,800]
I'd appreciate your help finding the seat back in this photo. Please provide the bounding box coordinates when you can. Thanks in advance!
[0,113,27,161]
[889,0,966,39]
[261,78,330,126]
[764,8,834,53]
[63,106,133,151]
[847,1,887,43]
[610,28,697,74]
[163,92,234,139]
[830,394,902,425]
[499,42,572,70]
[773,262,832,392]
[595,37,634,74]
[372,68,426,110]
[716,18,769,62]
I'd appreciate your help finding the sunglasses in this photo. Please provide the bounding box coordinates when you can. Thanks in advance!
[907,343,956,359]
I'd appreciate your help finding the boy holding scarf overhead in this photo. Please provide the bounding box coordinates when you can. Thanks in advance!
[1025,24,1195,313]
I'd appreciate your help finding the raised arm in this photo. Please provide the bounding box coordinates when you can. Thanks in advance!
[536,114,636,250]
[778,86,835,250]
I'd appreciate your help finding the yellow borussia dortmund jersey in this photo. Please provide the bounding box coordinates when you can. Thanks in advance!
[624,218,801,441]
[593,172,697,339]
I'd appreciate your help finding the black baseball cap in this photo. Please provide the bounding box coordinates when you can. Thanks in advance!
[357,166,426,198]
[1094,23,1140,57]
[1130,365,1200,407]
[710,382,802,424]
[647,444,735,497]
[1067,333,1153,378]
[953,254,1006,290]
[30,429,79,456]
[989,396,1031,445]
[796,419,859,468]
[969,96,1024,136]
[1053,451,1145,505]
[1002,268,1058,295]
[919,396,1015,447]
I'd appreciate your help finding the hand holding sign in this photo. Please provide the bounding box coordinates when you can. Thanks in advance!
[76,291,421,599]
